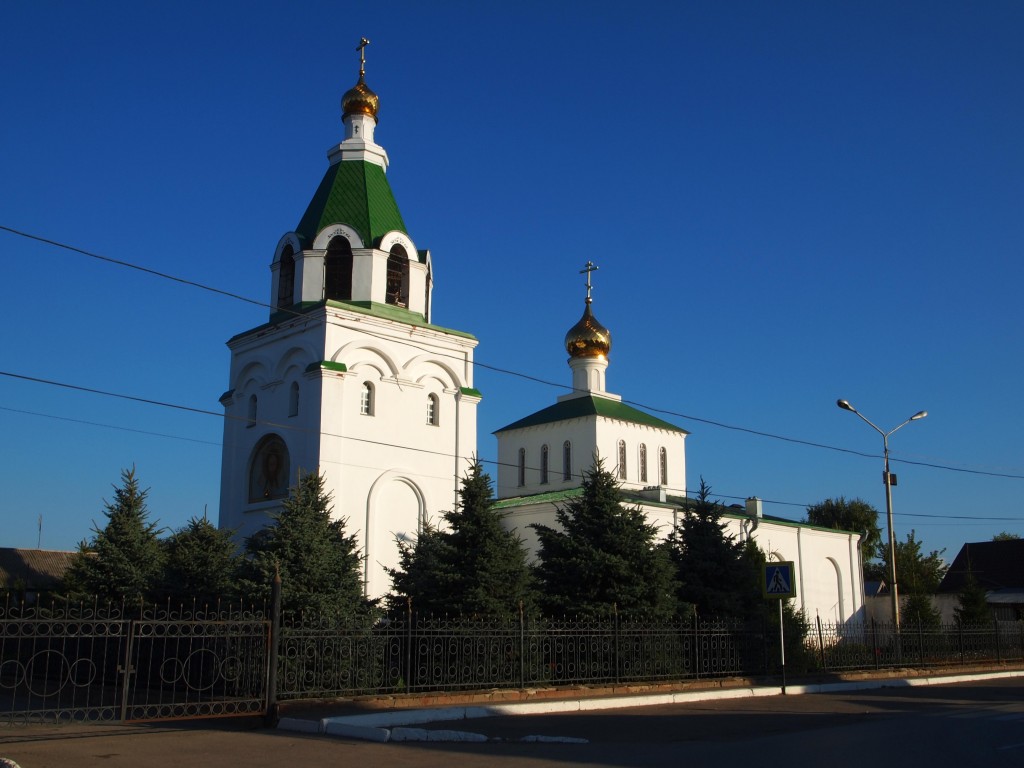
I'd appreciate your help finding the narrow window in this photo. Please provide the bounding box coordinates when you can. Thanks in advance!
[288,382,299,417]
[639,443,648,483]
[386,245,409,307]
[660,447,668,485]
[563,441,572,481]
[360,382,374,416]
[277,245,295,308]
[517,448,526,487]
[617,440,627,480]
[427,393,439,426]
[424,263,431,320]
[324,236,353,301]
[540,444,549,484]
[247,395,257,427]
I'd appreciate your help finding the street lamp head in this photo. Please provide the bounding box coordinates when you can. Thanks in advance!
[910,410,928,421]
[837,399,856,412]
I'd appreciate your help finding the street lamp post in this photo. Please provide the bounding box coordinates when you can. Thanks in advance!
[837,399,927,632]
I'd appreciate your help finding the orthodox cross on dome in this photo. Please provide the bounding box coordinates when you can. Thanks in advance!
[580,261,599,304]
[356,37,370,77]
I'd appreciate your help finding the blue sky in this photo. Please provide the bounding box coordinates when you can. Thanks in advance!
[2,1,1022,562]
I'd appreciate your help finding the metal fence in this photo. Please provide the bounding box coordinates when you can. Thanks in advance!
[274,612,758,700]
[0,595,269,725]
[4,590,1023,725]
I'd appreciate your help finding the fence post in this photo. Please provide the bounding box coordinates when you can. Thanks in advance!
[519,601,525,689]
[958,620,964,667]
[613,603,620,685]
[265,569,282,724]
[405,598,414,691]
[816,614,826,671]
[870,618,879,670]
[994,618,1001,664]
[694,612,701,680]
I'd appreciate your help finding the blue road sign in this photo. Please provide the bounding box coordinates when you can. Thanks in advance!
[763,561,797,599]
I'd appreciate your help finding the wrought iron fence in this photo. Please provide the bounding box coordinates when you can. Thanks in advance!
[274,609,761,700]
[5,587,1023,725]
[0,595,269,725]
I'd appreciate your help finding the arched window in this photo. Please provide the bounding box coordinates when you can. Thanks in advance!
[563,441,572,481]
[517,448,526,487]
[386,245,409,307]
[424,263,432,320]
[660,448,668,485]
[639,443,648,483]
[427,393,439,426]
[247,395,257,427]
[248,434,290,503]
[324,236,353,301]
[360,382,374,416]
[540,444,549,484]
[277,245,295,308]
[288,381,299,417]
[617,440,627,480]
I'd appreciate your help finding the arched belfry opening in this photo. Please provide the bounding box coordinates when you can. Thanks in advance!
[325,236,353,301]
[277,245,295,308]
[386,244,409,307]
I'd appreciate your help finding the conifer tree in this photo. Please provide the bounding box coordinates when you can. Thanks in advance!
[667,478,749,620]
[161,516,242,604]
[531,459,677,618]
[954,573,992,626]
[63,467,164,600]
[388,462,533,615]
[240,470,365,617]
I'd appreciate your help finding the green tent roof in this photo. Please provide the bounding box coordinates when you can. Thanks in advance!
[493,395,688,434]
[295,160,407,247]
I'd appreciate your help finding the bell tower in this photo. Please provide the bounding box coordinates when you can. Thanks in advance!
[218,39,480,598]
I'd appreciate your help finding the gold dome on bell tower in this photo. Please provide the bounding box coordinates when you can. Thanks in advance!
[342,37,379,122]
[564,261,611,359]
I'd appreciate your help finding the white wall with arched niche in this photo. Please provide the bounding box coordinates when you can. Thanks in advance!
[364,471,426,597]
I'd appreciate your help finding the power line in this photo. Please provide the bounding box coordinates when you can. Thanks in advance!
[3,223,1023,483]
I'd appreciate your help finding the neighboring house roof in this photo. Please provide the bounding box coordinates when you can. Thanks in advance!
[494,395,689,434]
[294,160,407,247]
[0,548,77,591]
[938,540,1024,593]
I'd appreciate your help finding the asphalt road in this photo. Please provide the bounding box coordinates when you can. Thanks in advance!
[2,678,1022,768]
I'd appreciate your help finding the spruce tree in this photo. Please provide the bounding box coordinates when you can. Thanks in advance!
[954,573,992,626]
[388,462,533,615]
[161,516,242,604]
[667,478,749,620]
[63,466,164,601]
[240,470,365,617]
[531,459,677,618]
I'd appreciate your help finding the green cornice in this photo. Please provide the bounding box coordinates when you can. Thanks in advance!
[306,360,347,374]
[494,395,688,434]
[460,386,483,399]
[493,487,584,509]
[229,300,477,345]
[295,160,407,247]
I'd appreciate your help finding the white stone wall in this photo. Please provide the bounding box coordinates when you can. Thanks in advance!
[219,304,478,598]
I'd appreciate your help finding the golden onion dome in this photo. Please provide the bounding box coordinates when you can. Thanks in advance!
[341,75,379,122]
[565,302,611,359]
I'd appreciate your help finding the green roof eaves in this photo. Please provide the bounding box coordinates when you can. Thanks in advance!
[460,387,483,399]
[306,360,347,374]
[493,487,584,509]
[493,395,687,434]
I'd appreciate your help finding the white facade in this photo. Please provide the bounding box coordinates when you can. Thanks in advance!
[497,495,865,624]
[218,64,478,599]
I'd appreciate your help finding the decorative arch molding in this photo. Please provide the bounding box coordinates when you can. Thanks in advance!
[236,356,274,392]
[379,230,418,259]
[403,355,462,390]
[364,470,427,590]
[333,341,401,378]
[275,345,316,381]
[350,361,388,381]
[313,224,364,251]
[273,233,303,264]
[825,556,845,621]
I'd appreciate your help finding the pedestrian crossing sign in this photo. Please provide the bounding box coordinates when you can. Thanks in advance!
[763,561,797,599]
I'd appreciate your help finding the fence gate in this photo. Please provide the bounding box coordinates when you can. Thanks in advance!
[1,598,270,725]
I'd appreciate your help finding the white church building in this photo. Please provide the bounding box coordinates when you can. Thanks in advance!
[218,46,865,623]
